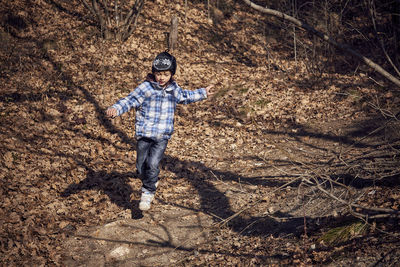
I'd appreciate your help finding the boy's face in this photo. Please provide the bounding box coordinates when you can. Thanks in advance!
[154,71,172,87]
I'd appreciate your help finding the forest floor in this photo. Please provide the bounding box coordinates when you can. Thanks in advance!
[1,0,400,266]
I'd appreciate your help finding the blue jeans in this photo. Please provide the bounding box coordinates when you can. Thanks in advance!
[136,137,168,193]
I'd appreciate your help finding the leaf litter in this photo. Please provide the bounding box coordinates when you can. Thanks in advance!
[1,0,400,266]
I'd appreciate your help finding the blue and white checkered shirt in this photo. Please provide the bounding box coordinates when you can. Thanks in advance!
[111,78,207,140]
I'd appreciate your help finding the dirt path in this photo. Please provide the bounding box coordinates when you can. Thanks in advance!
[63,210,212,266]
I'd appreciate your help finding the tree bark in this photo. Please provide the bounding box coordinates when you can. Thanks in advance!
[169,16,178,51]
[243,0,400,88]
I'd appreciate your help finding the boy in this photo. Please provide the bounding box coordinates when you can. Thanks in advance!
[106,51,214,211]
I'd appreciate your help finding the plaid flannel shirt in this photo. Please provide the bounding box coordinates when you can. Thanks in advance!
[111,79,207,140]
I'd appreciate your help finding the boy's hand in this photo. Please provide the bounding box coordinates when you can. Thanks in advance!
[106,107,117,118]
[206,85,215,97]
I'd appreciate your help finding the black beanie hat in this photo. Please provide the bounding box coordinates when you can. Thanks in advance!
[152,51,177,75]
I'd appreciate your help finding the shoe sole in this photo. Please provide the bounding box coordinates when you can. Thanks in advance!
[139,204,150,211]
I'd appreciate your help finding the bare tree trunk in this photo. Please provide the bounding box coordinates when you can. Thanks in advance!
[394,0,400,67]
[292,0,297,67]
[169,16,178,51]
[185,0,188,24]
[81,0,145,42]
[122,0,145,41]
[368,0,400,77]
[243,0,400,88]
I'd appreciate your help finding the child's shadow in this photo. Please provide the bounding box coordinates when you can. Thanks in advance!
[61,168,144,219]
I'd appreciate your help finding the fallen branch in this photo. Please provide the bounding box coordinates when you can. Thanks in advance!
[242,0,400,88]
[215,178,301,228]
[256,118,400,221]
[309,176,400,217]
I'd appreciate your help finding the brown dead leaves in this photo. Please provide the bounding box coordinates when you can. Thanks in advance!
[1,0,400,266]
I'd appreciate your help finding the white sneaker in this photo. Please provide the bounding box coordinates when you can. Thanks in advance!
[139,191,154,211]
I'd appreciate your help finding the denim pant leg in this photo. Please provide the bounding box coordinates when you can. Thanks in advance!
[136,138,152,179]
[136,138,168,193]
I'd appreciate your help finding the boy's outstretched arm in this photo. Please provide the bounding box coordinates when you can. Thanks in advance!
[105,85,146,118]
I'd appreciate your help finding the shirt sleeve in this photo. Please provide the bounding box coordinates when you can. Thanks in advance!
[175,86,207,104]
[111,83,148,116]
